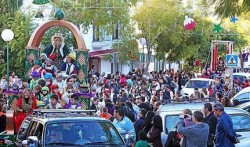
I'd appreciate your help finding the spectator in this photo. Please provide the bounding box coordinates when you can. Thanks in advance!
[177,111,209,147]
[143,111,155,134]
[203,103,218,147]
[90,97,99,111]
[136,96,150,111]
[182,109,195,127]
[221,97,233,107]
[99,107,112,120]
[45,94,62,109]
[65,94,81,109]
[147,115,163,147]
[113,107,136,144]
[134,108,146,141]
[213,103,239,146]
[135,130,149,147]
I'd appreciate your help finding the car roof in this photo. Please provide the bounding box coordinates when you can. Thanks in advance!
[232,73,250,76]
[189,78,215,81]
[27,109,107,123]
[159,102,249,115]
[29,115,107,123]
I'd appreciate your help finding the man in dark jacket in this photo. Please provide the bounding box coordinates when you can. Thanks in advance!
[213,103,238,147]
[203,103,218,147]
[134,108,146,141]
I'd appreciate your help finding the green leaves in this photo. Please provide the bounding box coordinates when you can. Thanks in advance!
[0,11,30,77]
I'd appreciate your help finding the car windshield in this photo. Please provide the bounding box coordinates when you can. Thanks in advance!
[185,80,209,88]
[165,114,250,133]
[45,121,124,146]
[233,75,246,82]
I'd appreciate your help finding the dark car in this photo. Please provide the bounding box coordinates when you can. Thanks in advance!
[13,109,125,147]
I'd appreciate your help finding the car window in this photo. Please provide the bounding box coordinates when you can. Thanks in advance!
[244,107,250,113]
[17,119,31,140]
[185,80,209,88]
[230,115,250,131]
[28,122,43,140]
[45,121,124,146]
[235,93,250,100]
[232,75,245,82]
[165,115,179,133]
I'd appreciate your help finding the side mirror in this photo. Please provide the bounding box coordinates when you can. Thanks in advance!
[27,136,38,147]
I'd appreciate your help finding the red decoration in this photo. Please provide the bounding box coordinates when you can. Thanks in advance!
[49,53,56,60]
[212,44,218,71]
[184,16,196,30]
[195,60,200,66]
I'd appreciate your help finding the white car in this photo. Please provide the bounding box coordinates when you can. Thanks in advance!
[231,73,250,85]
[181,78,215,96]
[231,87,250,105]
[159,102,250,147]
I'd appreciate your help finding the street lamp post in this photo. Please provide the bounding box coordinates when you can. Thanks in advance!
[1,29,14,90]
[139,38,147,72]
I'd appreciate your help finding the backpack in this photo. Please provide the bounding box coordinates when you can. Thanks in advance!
[123,105,135,122]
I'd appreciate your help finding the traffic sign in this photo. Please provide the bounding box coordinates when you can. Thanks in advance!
[226,54,238,67]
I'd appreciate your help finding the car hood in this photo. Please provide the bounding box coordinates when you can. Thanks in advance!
[235,131,250,147]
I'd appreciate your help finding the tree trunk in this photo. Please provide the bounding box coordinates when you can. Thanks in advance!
[144,42,152,74]
[239,49,243,69]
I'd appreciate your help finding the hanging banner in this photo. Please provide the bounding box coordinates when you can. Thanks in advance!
[242,53,249,62]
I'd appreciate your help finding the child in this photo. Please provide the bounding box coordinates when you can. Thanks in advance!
[50,84,62,101]
[65,94,81,109]
[135,130,149,147]
[34,85,42,101]
[45,94,62,109]
[41,86,50,105]
[29,71,41,90]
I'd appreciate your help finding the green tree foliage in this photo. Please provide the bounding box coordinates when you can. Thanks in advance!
[203,0,250,18]
[0,12,31,77]
[0,0,30,77]
[133,0,215,71]
[51,0,139,64]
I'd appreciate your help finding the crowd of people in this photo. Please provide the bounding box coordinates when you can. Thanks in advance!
[0,65,246,146]
[0,31,248,146]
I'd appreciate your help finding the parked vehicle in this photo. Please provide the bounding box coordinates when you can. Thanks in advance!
[0,109,127,147]
[158,101,250,147]
[235,101,250,113]
[231,73,250,84]
[231,87,250,105]
[180,78,215,96]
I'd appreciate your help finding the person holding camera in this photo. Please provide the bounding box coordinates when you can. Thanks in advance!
[176,111,209,147]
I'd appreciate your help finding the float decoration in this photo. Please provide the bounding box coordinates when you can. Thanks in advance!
[230,16,239,23]
[184,16,196,30]
[213,24,223,32]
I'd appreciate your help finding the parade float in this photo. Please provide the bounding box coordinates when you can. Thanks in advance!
[1,9,93,139]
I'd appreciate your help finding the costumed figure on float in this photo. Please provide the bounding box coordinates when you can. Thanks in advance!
[43,33,70,71]
[14,89,37,133]
[61,53,78,78]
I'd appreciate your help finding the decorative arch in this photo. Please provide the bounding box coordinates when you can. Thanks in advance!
[26,20,87,50]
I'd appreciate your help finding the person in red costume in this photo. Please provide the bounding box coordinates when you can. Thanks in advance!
[50,84,62,101]
[14,89,37,133]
